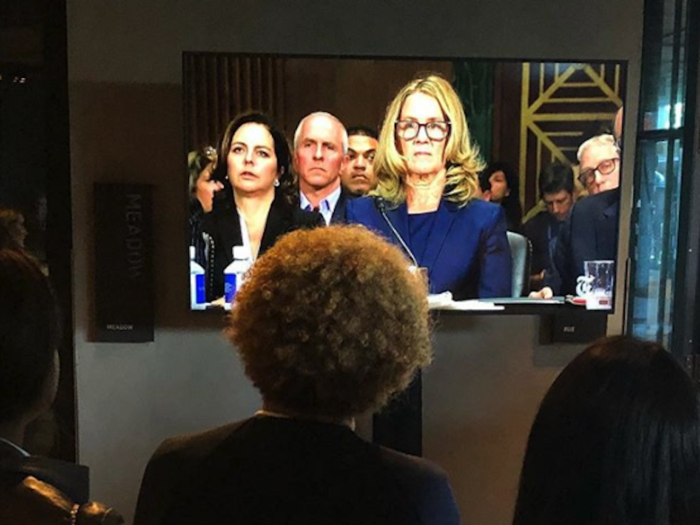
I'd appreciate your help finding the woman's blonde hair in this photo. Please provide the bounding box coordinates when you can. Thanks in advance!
[372,74,484,206]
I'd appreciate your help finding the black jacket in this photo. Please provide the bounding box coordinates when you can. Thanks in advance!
[201,197,323,300]
[0,440,123,525]
[134,416,461,525]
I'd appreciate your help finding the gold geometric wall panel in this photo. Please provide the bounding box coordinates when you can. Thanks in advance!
[520,62,625,202]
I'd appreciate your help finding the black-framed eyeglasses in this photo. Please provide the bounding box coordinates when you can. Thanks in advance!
[395,120,451,141]
[578,157,620,186]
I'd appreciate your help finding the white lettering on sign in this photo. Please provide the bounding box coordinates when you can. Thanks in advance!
[125,194,144,279]
[106,324,134,331]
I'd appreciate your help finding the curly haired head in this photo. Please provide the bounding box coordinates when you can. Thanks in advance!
[227,225,431,419]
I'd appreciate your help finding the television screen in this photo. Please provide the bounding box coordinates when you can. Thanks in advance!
[184,52,626,313]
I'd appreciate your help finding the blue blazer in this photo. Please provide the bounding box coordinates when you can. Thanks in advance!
[346,197,512,300]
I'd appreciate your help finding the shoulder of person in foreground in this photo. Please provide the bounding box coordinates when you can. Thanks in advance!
[379,446,462,525]
[133,420,246,525]
[0,475,124,525]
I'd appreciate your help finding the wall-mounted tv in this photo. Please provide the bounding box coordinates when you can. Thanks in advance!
[184,52,626,313]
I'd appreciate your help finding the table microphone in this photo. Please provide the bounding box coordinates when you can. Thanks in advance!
[374,197,420,268]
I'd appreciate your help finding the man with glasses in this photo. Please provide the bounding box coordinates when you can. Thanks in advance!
[577,134,621,195]
[530,134,621,298]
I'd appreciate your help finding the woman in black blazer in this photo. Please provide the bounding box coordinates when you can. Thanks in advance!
[202,112,322,301]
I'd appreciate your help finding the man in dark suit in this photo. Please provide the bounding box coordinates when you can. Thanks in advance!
[523,162,577,290]
[134,227,461,525]
[543,187,620,296]
[531,134,621,297]
[294,112,349,225]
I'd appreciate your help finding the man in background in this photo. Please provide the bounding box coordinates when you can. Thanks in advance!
[576,133,621,196]
[523,162,576,290]
[294,112,348,224]
[340,125,379,197]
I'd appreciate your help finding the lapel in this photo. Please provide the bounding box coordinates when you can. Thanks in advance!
[421,200,459,271]
[386,201,409,240]
[597,188,620,255]
[204,202,243,256]
[601,189,620,220]
[330,190,348,224]
[386,200,458,272]
[260,199,292,253]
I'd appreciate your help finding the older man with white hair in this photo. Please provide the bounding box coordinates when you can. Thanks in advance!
[576,133,621,196]
[294,112,349,225]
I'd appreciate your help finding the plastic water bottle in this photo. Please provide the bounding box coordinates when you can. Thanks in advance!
[224,245,252,304]
[189,246,206,310]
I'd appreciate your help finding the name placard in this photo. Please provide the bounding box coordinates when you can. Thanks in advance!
[94,183,154,342]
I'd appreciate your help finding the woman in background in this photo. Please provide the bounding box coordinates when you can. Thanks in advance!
[346,74,511,300]
[134,226,461,525]
[188,146,221,267]
[202,112,322,300]
[481,162,523,232]
[513,336,700,525]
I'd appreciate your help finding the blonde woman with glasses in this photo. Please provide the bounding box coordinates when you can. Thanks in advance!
[346,74,511,300]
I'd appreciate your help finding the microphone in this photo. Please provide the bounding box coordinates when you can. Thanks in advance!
[374,197,420,268]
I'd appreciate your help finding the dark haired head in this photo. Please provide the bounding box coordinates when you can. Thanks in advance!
[0,249,61,427]
[538,161,574,198]
[212,112,297,206]
[482,162,522,230]
[513,335,700,525]
[477,170,492,193]
[346,125,378,140]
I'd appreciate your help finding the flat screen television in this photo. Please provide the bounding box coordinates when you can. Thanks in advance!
[184,52,627,313]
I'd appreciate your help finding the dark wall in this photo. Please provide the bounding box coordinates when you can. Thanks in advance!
[67,1,643,523]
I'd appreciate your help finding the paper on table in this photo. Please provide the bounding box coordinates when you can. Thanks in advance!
[447,300,505,311]
[427,291,505,311]
[427,291,454,308]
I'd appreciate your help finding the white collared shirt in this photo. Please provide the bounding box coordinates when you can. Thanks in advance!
[300,185,342,226]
